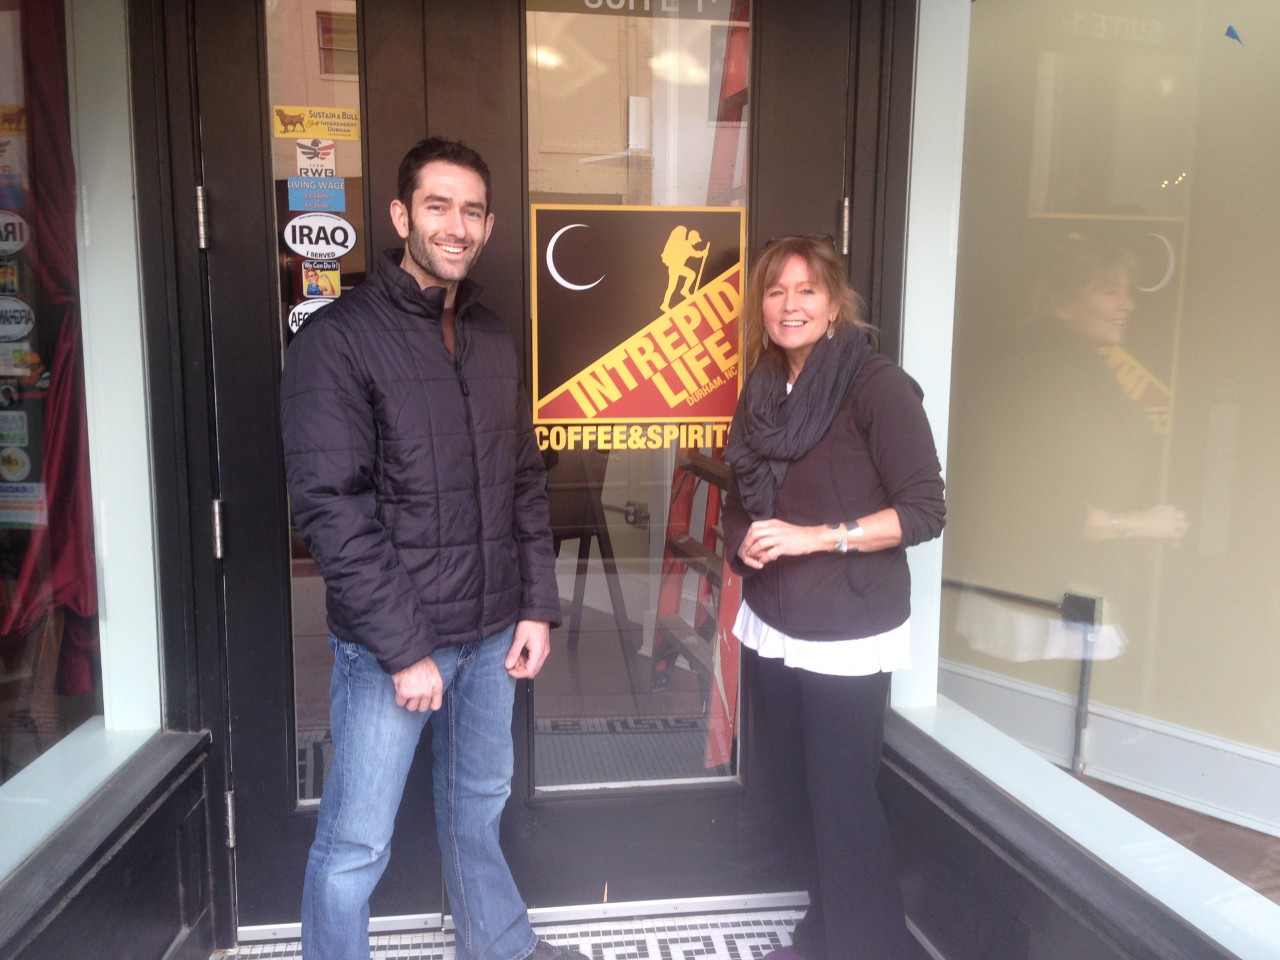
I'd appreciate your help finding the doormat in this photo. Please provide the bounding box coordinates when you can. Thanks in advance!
[534,716,720,786]
[220,909,799,959]
[296,717,724,798]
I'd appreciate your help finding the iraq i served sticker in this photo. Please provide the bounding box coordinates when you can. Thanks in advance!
[283,212,357,260]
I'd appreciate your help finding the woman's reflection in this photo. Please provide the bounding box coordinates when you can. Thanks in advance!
[952,234,1187,661]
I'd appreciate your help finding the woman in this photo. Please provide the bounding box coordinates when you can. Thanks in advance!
[723,236,945,959]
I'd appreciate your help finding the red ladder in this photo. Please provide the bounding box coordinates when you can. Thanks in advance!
[649,450,741,769]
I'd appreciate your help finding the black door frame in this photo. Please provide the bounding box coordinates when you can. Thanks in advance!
[189,0,917,936]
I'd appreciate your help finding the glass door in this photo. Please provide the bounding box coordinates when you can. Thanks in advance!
[524,1,750,794]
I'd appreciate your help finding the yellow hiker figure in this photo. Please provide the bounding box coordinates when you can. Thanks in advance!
[660,226,710,312]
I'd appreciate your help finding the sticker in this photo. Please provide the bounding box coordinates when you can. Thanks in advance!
[0,341,38,378]
[0,211,29,257]
[288,298,333,334]
[0,137,28,185]
[301,259,340,298]
[0,172,21,209]
[0,296,34,342]
[0,410,28,446]
[295,139,337,177]
[288,177,346,212]
[283,213,357,259]
[0,105,25,134]
[272,105,360,141]
[0,259,18,295]
[0,445,30,481]
[0,481,47,528]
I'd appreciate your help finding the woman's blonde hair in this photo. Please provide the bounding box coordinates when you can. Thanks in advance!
[742,235,873,372]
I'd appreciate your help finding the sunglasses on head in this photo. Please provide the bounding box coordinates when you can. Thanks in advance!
[764,233,837,248]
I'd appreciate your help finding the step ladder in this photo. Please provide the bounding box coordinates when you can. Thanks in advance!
[649,449,741,768]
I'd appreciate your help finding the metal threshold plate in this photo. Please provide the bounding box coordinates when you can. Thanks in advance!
[219,908,800,958]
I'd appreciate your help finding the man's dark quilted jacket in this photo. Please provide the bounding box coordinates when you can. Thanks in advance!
[280,250,561,674]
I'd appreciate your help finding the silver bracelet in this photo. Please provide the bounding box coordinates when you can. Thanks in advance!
[827,521,864,553]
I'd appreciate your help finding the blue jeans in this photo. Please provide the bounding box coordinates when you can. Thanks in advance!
[302,627,537,960]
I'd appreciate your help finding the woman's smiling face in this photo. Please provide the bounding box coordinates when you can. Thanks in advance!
[762,254,836,379]
[1055,267,1136,346]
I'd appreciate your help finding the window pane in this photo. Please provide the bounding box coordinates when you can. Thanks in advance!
[266,0,365,804]
[0,1,103,787]
[943,0,1280,903]
[526,1,750,790]
[317,11,357,77]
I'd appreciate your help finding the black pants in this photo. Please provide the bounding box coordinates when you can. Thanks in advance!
[748,647,914,960]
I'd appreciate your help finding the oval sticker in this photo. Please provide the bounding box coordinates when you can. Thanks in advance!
[283,212,357,259]
[0,211,30,257]
[0,445,31,482]
[0,296,34,342]
[287,298,332,334]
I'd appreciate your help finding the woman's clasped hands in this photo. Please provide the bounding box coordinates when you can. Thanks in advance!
[737,518,827,569]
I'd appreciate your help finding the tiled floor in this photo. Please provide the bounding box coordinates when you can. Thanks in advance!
[216,910,800,959]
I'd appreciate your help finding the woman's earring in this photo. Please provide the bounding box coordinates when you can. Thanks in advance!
[826,322,835,340]
[762,331,770,349]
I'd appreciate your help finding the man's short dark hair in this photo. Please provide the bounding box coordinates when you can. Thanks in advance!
[397,137,492,212]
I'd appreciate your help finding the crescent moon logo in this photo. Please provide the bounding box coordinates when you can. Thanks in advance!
[1138,233,1176,294]
[546,224,604,291]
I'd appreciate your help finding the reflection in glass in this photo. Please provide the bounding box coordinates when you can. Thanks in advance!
[0,1,103,786]
[943,0,1280,903]
[527,2,750,790]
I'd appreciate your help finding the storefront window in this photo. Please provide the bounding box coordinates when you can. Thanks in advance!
[0,0,101,787]
[943,0,1279,921]
[0,0,159,878]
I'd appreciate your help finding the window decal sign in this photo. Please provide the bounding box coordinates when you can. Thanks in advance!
[287,298,332,335]
[271,105,360,141]
[299,259,340,299]
[295,138,337,177]
[287,176,345,212]
[0,445,30,481]
[531,205,744,451]
[527,0,738,21]
[0,295,34,341]
[0,410,28,446]
[0,105,25,134]
[0,482,46,528]
[283,212,357,260]
[0,210,29,257]
[0,173,20,210]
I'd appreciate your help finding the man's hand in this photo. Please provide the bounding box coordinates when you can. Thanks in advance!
[393,655,443,712]
[505,620,551,679]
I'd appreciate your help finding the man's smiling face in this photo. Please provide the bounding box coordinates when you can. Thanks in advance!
[392,160,494,293]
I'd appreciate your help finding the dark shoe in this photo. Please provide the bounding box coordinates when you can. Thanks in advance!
[529,939,590,960]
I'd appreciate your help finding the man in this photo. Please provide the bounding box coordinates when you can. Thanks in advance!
[281,137,582,960]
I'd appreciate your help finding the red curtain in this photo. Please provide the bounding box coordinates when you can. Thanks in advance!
[2,0,99,695]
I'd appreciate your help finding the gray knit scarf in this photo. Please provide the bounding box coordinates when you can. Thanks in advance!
[724,324,870,520]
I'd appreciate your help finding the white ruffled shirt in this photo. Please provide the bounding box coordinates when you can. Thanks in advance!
[733,601,911,677]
